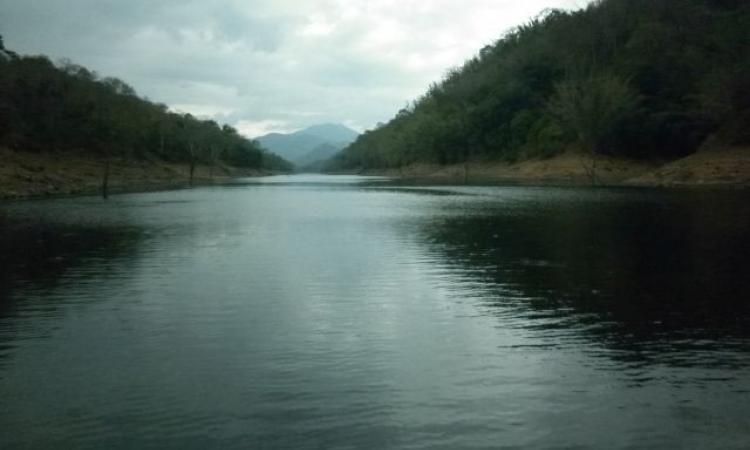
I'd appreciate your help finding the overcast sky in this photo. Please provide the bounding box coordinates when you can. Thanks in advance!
[0,0,588,137]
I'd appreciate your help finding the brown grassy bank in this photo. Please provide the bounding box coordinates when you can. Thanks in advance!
[0,147,271,200]
[358,148,750,188]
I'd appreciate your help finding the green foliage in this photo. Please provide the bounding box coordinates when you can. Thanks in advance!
[328,0,750,171]
[0,39,291,172]
[548,74,640,154]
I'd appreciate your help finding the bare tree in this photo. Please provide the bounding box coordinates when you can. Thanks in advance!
[208,145,224,179]
[549,74,639,184]
[187,141,200,186]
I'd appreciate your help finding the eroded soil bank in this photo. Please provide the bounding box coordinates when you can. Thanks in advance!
[0,147,270,199]
[360,148,750,188]
[3,147,750,200]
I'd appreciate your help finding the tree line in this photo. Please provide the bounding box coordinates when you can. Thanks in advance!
[327,0,750,171]
[0,36,292,176]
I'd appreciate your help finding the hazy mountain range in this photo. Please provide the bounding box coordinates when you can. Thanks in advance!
[256,124,359,170]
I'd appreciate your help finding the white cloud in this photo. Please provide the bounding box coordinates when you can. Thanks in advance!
[235,120,297,138]
[170,104,236,119]
[0,0,589,137]
[298,15,337,37]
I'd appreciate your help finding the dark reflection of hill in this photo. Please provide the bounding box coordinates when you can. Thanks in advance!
[0,215,144,377]
[0,215,144,320]
[415,189,750,367]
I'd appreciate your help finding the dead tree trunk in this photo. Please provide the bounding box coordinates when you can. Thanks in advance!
[101,158,110,200]
[579,149,599,186]
[188,142,197,186]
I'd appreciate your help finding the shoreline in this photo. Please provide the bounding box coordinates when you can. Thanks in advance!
[3,147,749,200]
[351,147,750,189]
[0,147,278,200]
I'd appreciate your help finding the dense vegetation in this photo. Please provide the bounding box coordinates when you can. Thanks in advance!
[0,36,292,174]
[328,0,750,171]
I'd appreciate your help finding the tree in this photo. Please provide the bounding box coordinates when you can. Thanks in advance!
[0,41,294,184]
[208,145,224,178]
[102,77,136,97]
[329,0,749,173]
[548,74,640,183]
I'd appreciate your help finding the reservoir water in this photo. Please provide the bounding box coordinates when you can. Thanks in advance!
[1,175,749,449]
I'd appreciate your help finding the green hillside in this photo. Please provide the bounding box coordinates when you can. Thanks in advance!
[327,0,750,171]
[0,38,292,175]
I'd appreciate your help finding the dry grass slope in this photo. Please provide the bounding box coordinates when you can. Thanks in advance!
[0,147,267,199]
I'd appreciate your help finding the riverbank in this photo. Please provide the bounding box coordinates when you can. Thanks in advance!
[0,147,272,200]
[358,147,750,188]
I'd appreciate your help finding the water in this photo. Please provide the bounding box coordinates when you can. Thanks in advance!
[1,175,749,449]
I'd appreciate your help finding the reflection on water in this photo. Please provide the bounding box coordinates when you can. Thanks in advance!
[415,189,750,369]
[0,215,143,309]
[0,178,749,449]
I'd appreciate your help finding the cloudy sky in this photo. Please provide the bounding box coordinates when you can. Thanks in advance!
[0,0,588,137]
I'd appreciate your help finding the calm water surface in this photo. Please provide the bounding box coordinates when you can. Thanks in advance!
[1,175,749,449]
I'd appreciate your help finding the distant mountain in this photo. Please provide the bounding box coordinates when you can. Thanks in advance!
[256,132,328,163]
[256,123,358,168]
[297,142,347,172]
[300,123,359,143]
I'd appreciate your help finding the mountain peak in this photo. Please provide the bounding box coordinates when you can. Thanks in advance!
[256,123,359,167]
[295,123,359,142]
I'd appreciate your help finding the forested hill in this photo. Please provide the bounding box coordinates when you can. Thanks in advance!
[0,37,292,174]
[327,0,750,171]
